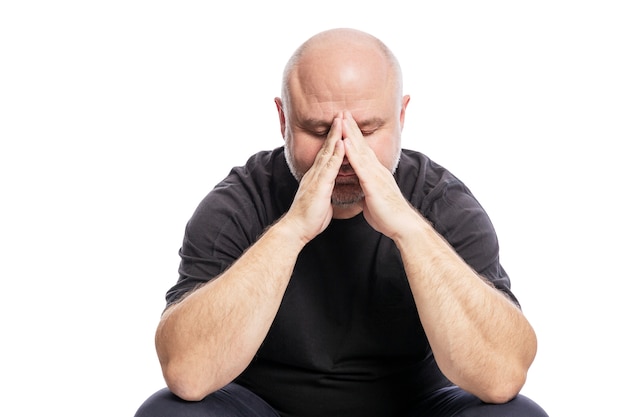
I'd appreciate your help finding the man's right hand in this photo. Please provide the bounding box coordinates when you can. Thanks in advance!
[282,116,345,244]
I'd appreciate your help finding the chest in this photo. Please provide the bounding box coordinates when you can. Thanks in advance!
[260,218,429,370]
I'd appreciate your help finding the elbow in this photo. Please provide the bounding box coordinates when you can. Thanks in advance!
[158,347,218,401]
[478,335,537,404]
[156,337,242,401]
[161,362,216,402]
[445,354,531,404]
[167,383,210,403]
[155,320,220,401]
[476,368,528,404]
[478,384,522,405]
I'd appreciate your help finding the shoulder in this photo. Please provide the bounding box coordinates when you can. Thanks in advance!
[397,149,503,272]
[186,147,294,243]
[397,149,490,229]
[396,149,469,210]
[219,147,284,188]
[209,147,290,205]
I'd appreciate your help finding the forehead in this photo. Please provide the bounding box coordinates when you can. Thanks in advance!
[287,44,398,121]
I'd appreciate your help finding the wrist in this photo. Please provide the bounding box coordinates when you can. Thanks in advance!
[272,214,312,249]
[391,208,432,247]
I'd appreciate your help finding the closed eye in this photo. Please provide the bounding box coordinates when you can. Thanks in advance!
[311,129,329,137]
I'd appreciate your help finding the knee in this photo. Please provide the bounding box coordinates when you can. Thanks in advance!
[455,393,549,417]
[134,388,187,417]
[511,394,549,417]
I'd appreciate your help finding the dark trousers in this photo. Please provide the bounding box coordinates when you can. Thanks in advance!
[135,384,549,417]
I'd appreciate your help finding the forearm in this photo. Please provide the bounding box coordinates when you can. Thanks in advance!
[155,217,305,401]
[394,210,537,403]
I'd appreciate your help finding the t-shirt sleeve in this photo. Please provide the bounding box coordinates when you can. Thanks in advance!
[163,169,271,308]
[421,178,519,306]
[162,149,289,310]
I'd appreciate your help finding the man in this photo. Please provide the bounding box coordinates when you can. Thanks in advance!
[135,28,548,417]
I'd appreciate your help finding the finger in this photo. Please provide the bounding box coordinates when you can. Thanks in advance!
[342,112,377,174]
[341,111,365,148]
[305,117,344,184]
[313,117,343,169]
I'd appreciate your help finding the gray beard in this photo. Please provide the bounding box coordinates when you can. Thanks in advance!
[284,146,303,182]
[330,182,364,206]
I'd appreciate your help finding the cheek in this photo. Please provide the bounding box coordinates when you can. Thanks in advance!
[289,136,324,171]
[369,134,402,171]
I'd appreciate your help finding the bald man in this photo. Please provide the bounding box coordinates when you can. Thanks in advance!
[135,28,548,417]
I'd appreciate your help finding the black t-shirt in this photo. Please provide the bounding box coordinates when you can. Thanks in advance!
[166,147,516,417]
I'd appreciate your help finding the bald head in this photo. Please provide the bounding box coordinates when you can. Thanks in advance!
[276,28,410,207]
[281,28,403,114]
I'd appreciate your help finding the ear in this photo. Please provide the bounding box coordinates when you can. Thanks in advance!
[274,97,286,139]
[399,95,410,130]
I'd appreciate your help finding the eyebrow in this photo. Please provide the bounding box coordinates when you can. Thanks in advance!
[300,119,332,131]
[357,117,386,129]
[299,117,386,130]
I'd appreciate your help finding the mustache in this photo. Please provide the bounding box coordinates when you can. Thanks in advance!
[338,164,355,174]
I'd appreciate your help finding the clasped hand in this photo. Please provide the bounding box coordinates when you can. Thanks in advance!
[285,111,414,243]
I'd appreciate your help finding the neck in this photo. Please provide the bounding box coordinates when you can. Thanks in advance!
[332,203,364,220]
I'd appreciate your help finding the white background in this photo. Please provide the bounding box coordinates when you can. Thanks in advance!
[1,1,624,416]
